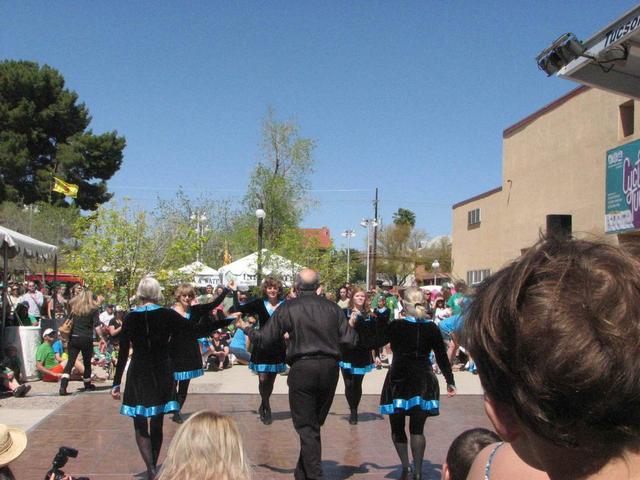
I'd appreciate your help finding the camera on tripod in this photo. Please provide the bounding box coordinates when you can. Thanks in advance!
[45,446,89,480]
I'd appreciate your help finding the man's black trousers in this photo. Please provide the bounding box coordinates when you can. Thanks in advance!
[287,356,339,480]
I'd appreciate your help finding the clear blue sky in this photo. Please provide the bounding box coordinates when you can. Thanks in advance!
[2,2,636,250]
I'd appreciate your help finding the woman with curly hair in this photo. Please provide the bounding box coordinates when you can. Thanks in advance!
[229,277,286,425]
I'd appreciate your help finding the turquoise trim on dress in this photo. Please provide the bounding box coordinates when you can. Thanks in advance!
[120,400,180,417]
[339,361,374,375]
[173,368,204,380]
[133,304,161,312]
[379,396,440,415]
[263,299,284,317]
[249,362,287,373]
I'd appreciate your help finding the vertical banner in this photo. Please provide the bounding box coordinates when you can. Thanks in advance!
[605,139,640,234]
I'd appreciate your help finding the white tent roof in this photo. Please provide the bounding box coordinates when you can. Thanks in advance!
[178,261,219,276]
[217,250,302,286]
[0,225,58,260]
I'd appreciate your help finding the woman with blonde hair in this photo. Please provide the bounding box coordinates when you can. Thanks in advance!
[157,410,251,480]
[169,283,230,424]
[59,287,102,396]
[374,287,456,480]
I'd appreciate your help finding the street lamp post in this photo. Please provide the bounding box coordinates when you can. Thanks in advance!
[190,211,208,263]
[360,218,378,290]
[255,207,266,286]
[432,259,440,286]
[341,229,356,284]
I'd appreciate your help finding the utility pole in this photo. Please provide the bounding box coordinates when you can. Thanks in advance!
[372,188,379,289]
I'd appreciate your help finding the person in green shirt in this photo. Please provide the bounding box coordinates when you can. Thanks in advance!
[35,329,63,382]
[447,281,469,316]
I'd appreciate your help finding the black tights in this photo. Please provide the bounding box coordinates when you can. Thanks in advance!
[258,372,276,409]
[389,409,429,475]
[342,370,364,411]
[133,415,164,472]
[175,379,190,408]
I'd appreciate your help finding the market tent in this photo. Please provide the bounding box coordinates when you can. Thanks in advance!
[178,261,220,287]
[217,249,302,287]
[0,226,58,260]
[1,225,59,362]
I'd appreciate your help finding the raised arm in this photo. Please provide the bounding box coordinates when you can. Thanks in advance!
[190,287,230,321]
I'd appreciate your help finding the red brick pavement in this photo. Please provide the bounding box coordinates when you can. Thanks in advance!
[13,393,490,479]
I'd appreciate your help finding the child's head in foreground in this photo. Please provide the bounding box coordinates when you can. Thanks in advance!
[442,427,500,480]
[157,410,251,480]
[463,235,640,472]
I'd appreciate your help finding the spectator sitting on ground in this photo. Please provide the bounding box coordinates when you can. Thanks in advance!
[2,347,22,385]
[36,329,81,383]
[441,428,500,480]
[0,345,31,397]
[51,334,84,379]
[0,423,27,480]
[156,410,251,480]
[209,330,230,371]
[463,236,640,480]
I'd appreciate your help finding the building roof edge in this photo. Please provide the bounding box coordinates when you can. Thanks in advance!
[503,85,590,138]
[452,186,503,210]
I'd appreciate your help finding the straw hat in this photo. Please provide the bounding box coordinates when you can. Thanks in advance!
[0,424,27,466]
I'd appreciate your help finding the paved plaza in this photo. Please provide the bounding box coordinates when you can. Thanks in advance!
[1,366,488,479]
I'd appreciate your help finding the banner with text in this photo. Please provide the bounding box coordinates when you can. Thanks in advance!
[605,139,640,234]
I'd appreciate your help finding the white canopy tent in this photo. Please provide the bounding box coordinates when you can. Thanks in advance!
[217,250,303,287]
[178,261,221,287]
[1,226,59,379]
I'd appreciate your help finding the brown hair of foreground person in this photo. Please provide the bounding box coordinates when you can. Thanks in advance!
[463,236,640,478]
[157,410,251,480]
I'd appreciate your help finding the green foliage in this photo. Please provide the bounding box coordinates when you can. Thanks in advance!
[376,223,427,286]
[66,201,197,307]
[393,208,416,227]
[419,237,453,276]
[0,60,125,209]
[244,107,315,247]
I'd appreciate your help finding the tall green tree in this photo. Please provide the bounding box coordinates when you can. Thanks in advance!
[243,107,315,247]
[0,60,125,209]
[376,224,427,286]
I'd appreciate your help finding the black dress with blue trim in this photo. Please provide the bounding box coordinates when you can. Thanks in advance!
[112,305,223,418]
[376,315,454,416]
[339,308,377,375]
[230,293,286,373]
[169,291,229,381]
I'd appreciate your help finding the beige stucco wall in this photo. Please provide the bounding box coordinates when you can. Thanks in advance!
[452,87,640,282]
[451,189,505,280]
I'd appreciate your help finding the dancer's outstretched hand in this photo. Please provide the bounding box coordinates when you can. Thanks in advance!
[446,384,457,397]
[227,279,236,290]
[111,385,121,400]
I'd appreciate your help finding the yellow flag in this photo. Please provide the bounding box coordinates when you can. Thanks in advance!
[223,246,232,265]
[52,177,79,198]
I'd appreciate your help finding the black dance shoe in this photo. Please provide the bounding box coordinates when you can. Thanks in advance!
[349,409,358,425]
[399,467,412,480]
[171,412,183,424]
[264,407,272,425]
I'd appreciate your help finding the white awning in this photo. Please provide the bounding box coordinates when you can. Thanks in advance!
[0,225,58,261]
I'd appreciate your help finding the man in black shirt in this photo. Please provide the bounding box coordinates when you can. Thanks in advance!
[237,268,357,480]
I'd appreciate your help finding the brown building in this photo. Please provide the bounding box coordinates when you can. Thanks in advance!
[452,86,640,284]
[300,227,332,251]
